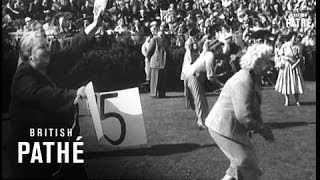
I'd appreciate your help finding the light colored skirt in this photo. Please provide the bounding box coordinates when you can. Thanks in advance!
[275,62,304,95]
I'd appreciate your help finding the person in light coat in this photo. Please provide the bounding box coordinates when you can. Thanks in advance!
[146,21,170,98]
[205,43,275,180]
[141,35,152,88]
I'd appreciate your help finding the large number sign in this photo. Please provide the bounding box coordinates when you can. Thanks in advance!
[85,82,147,147]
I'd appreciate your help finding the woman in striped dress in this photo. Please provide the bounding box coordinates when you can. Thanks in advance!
[275,31,304,106]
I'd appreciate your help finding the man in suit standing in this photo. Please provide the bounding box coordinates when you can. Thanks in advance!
[146,21,170,98]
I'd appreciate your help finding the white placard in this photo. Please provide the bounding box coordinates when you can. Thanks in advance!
[85,82,104,141]
[97,88,147,147]
[86,83,147,147]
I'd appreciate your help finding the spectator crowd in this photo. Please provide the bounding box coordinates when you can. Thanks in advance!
[2,0,317,91]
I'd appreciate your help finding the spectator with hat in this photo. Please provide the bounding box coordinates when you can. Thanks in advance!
[146,21,170,98]
[23,17,32,32]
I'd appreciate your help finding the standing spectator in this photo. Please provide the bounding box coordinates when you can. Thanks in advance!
[301,28,316,80]
[23,17,33,32]
[275,31,304,106]
[206,43,274,180]
[114,17,130,43]
[130,18,146,44]
[146,21,170,98]
[141,31,153,88]
[171,35,186,89]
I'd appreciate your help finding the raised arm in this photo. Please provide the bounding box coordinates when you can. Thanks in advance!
[53,8,103,54]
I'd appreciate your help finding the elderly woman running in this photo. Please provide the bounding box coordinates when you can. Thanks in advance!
[205,43,275,180]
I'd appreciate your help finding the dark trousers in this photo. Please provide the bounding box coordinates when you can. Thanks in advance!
[150,68,167,97]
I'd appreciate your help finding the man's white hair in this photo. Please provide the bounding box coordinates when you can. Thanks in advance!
[240,43,273,70]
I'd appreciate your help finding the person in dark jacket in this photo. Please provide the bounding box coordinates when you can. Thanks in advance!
[7,7,103,179]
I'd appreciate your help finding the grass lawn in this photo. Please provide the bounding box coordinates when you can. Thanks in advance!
[78,82,316,180]
[1,82,315,179]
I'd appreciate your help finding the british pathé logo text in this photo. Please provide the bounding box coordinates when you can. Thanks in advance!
[286,10,312,29]
[18,128,84,163]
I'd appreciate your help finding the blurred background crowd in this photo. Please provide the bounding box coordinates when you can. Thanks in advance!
[2,0,316,111]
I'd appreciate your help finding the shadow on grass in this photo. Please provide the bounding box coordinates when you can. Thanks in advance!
[300,102,316,106]
[162,95,185,99]
[265,121,316,129]
[84,143,217,159]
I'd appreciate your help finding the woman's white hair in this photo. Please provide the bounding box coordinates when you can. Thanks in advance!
[240,43,273,70]
[17,31,46,67]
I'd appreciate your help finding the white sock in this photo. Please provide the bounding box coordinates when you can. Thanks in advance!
[221,174,234,180]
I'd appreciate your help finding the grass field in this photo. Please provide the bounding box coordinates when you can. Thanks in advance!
[79,82,316,180]
[2,82,316,180]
